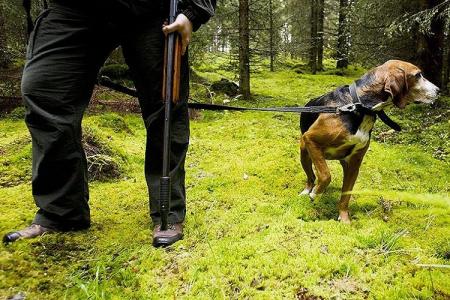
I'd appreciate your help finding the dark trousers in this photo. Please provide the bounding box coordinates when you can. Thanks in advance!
[21,3,190,230]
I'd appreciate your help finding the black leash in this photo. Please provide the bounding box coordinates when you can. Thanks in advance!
[187,102,338,113]
[98,76,340,115]
[376,111,401,131]
[97,76,401,131]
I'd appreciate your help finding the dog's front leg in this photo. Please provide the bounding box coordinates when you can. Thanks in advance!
[300,138,316,195]
[338,145,369,223]
[302,136,331,200]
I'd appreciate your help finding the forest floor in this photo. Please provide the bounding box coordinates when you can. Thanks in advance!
[1,58,449,299]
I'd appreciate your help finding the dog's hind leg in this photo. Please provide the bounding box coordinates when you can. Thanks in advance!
[302,136,331,200]
[300,139,316,196]
[338,146,368,223]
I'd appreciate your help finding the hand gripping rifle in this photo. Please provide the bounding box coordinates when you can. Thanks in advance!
[160,0,182,231]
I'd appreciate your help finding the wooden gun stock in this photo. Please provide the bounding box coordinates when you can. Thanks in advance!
[162,33,182,104]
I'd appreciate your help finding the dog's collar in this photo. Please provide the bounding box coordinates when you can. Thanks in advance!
[349,83,401,132]
[349,83,362,106]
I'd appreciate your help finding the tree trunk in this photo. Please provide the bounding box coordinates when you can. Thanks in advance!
[336,0,349,69]
[309,0,318,74]
[415,0,448,90]
[239,0,251,99]
[440,17,449,93]
[0,9,10,69]
[317,0,325,71]
[269,0,275,72]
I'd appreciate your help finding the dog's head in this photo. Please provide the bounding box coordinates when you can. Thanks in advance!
[376,60,440,109]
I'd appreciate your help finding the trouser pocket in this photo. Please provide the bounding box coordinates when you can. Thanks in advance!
[26,9,51,59]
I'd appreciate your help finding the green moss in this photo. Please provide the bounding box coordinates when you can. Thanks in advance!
[0,120,31,191]
[95,113,133,134]
[1,63,449,299]
[0,118,129,186]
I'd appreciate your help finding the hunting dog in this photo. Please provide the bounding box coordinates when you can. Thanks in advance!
[299,60,440,223]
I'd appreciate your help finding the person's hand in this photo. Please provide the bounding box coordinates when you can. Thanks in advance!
[162,14,193,56]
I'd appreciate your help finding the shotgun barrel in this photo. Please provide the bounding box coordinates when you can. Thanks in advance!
[160,0,182,231]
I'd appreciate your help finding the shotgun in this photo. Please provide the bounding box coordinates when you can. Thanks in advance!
[160,0,182,231]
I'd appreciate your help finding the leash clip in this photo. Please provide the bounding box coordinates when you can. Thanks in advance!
[337,103,358,114]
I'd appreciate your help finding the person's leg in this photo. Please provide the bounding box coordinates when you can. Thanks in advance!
[121,18,190,229]
[19,5,116,231]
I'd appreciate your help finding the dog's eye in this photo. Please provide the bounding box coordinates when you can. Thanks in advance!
[415,72,423,79]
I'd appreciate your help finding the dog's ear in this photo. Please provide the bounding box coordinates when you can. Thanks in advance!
[384,68,408,108]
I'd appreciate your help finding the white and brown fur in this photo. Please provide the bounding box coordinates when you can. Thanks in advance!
[299,60,440,223]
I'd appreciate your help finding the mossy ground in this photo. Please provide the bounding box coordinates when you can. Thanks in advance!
[1,60,449,299]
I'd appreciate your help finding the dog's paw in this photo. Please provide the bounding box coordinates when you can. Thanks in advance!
[309,191,320,201]
[308,187,323,201]
[300,188,312,196]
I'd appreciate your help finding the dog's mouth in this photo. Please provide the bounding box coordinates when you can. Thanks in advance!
[413,96,439,105]
[411,79,441,105]
[410,92,440,106]
[394,95,437,109]
[395,81,440,108]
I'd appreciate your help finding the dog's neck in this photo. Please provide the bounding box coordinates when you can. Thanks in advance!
[353,73,392,111]
[350,74,402,131]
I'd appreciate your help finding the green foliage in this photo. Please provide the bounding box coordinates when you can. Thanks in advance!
[7,106,26,120]
[1,66,449,299]
[388,0,450,36]
[0,72,21,97]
